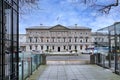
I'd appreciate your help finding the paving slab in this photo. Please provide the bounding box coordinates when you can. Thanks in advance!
[26,65,47,80]
[38,64,120,80]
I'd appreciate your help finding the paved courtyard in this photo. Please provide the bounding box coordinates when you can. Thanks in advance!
[46,54,90,65]
[38,65,120,80]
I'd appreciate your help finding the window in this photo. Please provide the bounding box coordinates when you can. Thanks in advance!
[75,45,77,50]
[86,38,88,42]
[80,45,82,50]
[63,37,65,42]
[47,39,49,42]
[41,46,43,50]
[47,46,49,50]
[102,38,104,42]
[69,45,71,50]
[52,46,54,50]
[47,37,49,42]
[41,37,43,42]
[30,45,32,50]
[29,37,32,42]
[64,46,66,50]
[80,40,82,42]
[35,37,38,42]
[58,37,60,42]
[75,37,77,42]
[95,38,97,41]
[85,37,88,42]
[52,37,54,42]
[69,37,71,42]
[99,38,101,40]
[86,45,88,49]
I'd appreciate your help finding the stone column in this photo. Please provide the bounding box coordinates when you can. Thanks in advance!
[61,45,64,51]
[32,37,35,43]
[32,45,35,50]
[43,45,47,51]
[38,45,41,51]
[71,45,74,51]
[83,45,86,52]
[77,45,79,52]
[26,45,30,51]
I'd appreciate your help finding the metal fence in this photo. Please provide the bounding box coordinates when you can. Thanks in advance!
[92,22,120,75]
[91,53,120,75]
[19,52,42,80]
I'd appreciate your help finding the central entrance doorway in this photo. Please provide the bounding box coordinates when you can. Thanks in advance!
[58,47,60,52]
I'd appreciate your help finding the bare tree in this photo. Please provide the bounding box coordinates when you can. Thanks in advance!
[81,0,119,14]
[19,0,119,14]
[19,0,39,4]
[19,0,40,14]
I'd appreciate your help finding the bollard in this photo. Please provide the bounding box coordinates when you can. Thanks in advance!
[98,53,101,63]
[41,54,46,65]
[90,54,95,64]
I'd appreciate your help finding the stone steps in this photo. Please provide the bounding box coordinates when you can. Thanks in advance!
[47,60,90,65]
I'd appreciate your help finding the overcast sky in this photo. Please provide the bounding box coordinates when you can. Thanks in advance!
[19,0,120,34]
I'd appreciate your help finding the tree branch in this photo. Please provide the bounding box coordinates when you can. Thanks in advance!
[99,0,119,14]
[82,0,119,14]
[19,0,40,14]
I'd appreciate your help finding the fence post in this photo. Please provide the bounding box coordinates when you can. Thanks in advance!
[21,60,24,80]
[90,54,95,64]
[31,57,32,75]
[41,54,46,65]
[27,57,31,77]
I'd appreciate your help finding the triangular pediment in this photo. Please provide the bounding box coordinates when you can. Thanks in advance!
[49,24,69,30]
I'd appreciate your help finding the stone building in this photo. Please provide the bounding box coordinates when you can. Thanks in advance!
[19,34,26,51]
[91,32,109,47]
[25,24,92,53]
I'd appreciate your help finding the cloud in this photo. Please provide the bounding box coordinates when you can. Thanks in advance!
[19,0,120,33]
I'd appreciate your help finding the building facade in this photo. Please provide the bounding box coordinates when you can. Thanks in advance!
[91,32,109,47]
[25,24,92,53]
[19,34,26,51]
[0,0,19,80]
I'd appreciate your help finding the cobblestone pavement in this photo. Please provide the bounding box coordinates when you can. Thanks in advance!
[38,65,120,80]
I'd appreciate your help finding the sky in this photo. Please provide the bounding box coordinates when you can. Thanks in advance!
[19,0,120,34]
